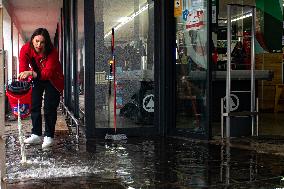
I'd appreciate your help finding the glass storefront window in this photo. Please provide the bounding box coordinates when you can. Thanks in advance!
[94,0,155,129]
[175,0,208,134]
[3,8,13,83]
[77,0,85,117]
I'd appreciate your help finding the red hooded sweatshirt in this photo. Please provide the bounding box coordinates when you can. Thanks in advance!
[19,42,64,94]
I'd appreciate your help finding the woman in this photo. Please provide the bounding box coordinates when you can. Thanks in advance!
[18,28,64,149]
[231,41,246,69]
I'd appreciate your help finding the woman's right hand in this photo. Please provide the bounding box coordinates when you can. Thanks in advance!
[18,71,37,80]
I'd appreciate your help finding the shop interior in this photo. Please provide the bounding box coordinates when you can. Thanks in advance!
[175,0,283,137]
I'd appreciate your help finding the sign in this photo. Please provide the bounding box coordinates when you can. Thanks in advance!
[223,94,239,111]
[183,9,205,30]
[143,94,154,113]
[95,72,108,84]
[174,0,182,17]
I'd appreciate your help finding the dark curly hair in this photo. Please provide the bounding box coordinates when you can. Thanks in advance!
[30,28,53,55]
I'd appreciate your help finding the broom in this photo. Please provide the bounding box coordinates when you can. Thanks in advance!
[105,28,127,140]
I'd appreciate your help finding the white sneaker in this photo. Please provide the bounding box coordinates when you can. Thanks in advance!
[24,134,41,144]
[42,136,54,149]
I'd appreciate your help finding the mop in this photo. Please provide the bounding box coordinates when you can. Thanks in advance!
[105,28,127,141]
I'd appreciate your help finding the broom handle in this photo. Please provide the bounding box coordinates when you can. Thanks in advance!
[112,28,117,133]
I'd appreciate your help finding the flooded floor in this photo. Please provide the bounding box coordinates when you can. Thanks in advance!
[2,112,284,188]
[1,132,284,188]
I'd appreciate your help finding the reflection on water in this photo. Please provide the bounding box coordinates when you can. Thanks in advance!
[2,132,284,188]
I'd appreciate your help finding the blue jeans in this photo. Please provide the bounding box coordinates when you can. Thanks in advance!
[31,80,60,138]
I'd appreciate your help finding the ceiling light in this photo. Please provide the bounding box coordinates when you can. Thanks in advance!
[117,17,130,23]
[223,12,252,23]
[104,3,149,38]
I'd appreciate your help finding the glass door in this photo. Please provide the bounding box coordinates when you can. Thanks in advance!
[175,0,209,137]
[94,0,156,135]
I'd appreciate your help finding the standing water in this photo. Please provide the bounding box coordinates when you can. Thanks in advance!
[2,132,284,188]
[3,107,284,189]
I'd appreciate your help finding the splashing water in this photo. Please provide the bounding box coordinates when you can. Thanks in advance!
[18,99,27,164]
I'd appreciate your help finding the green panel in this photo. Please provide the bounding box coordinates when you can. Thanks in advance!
[256,0,282,52]
[256,0,282,21]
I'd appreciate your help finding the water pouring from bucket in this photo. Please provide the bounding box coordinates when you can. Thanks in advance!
[17,99,27,164]
[6,80,33,164]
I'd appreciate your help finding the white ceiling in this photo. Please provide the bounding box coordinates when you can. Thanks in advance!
[5,0,253,44]
[4,0,149,43]
[4,0,62,41]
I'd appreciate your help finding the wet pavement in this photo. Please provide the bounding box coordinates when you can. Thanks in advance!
[2,113,284,188]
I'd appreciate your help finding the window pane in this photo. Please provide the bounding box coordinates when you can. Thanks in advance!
[95,0,155,128]
[78,0,85,116]
[175,0,208,134]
